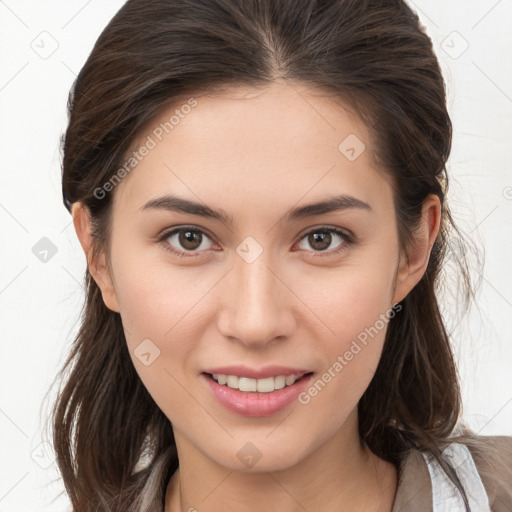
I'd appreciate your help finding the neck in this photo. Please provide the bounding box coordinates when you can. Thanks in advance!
[165,410,398,512]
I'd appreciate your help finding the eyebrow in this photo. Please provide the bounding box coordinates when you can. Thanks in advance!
[139,194,372,225]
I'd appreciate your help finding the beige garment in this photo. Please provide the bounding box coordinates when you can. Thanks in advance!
[392,436,512,512]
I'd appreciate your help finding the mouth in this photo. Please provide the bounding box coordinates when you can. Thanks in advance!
[201,370,316,417]
[203,371,315,393]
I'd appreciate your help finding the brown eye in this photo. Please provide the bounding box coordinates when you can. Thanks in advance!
[160,227,215,257]
[307,232,332,251]
[178,230,203,250]
[296,227,353,256]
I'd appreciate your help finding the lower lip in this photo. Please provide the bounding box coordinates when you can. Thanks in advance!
[202,373,314,417]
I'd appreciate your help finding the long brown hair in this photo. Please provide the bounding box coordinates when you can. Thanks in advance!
[49,0,481,509]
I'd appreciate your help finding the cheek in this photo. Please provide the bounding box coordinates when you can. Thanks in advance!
[299,258,397,408]
[109,243,222,403]
[297,309,394,434]
[306,261,396,349]
[111,243,206,344]
[113,258,204,422]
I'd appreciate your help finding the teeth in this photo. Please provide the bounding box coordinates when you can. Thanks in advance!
[211,373,304,393]
[285,375,296,386]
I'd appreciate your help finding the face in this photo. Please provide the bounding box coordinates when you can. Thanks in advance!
[77,80,434,473]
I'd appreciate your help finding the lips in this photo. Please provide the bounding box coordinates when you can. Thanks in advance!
[202,371,315,417]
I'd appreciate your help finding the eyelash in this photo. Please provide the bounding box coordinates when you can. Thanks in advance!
[158,225,355,259]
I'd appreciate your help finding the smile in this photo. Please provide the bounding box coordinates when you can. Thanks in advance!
[201,372,315,417]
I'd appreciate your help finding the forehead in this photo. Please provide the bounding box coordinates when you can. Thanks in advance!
[111,80,391,217]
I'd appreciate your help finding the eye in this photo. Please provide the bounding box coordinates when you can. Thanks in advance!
[295,227,353,256]
[158,225,354,259]
[159,226,216,258]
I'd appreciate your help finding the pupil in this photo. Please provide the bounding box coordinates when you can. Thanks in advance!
[310,232,330,251]
[180,230,201,250]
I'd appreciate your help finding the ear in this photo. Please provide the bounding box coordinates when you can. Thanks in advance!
[392,194,441,304]
[71,202,121,313]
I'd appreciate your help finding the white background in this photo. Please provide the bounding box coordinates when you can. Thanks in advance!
[0,1,511,510]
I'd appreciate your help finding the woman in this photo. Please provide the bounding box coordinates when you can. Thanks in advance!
[50,0,512,510]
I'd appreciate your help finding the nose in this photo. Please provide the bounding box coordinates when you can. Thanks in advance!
[217,249,296,348]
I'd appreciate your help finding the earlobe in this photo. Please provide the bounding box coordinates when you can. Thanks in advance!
[391,195,442,304]
[71,202,121,313]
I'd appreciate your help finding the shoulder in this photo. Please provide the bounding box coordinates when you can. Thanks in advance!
[465,435,512,511]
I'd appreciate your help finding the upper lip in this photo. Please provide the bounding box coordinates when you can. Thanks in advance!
[202,365,313,379]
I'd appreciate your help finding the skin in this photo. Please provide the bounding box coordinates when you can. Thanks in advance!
[72,79,441,512]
